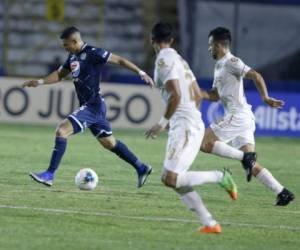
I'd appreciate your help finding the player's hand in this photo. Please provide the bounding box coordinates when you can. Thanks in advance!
[139,71,154,88]
[22,80,40,88]
[145,123,164,139]
[263,96,285,108]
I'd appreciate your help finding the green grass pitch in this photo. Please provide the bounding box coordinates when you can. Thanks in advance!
[0,123,299,250]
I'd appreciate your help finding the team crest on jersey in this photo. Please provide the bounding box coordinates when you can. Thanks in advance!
[80,53,86,60]
[70,61,80,77]
[157,58,166,68]
[231,57,239,63]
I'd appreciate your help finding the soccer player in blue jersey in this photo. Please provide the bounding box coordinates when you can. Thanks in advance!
[22,26,153,188]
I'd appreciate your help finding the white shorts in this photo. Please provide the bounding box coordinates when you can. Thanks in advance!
[164,120,205,174]
[210,113,255,149]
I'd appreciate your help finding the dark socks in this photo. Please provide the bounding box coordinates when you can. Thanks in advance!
[47,137,67,174]
[110,140,145,172]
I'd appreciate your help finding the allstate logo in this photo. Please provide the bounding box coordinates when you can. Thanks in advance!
[207,102,224,123]
[70,61,80,77]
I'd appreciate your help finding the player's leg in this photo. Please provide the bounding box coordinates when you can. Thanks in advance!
[96,133,152,188]
[161,126,227,233]
[201,127,244,160]
[177,186,222,234]
[162,164,237,199]
[90,101,151,188]
[162,170,222,233]
[29,119,74,186]
[201,116,257,181]
[240,143,295,206]
[30,105,96,186]
[164,125,237,198]
[47,119,73,173]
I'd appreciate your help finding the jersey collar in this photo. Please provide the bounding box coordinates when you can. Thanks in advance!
[157,47,176,57]
[217,51,232,64]
[74,43,88,56]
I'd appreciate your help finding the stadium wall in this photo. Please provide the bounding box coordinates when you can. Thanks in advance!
[0,77,299,137]
[0,77,164,129]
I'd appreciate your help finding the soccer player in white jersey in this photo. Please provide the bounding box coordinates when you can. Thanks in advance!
[201,27,294,206]
[145,22,238,234]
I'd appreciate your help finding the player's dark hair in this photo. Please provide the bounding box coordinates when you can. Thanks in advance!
[151,22,173,43]
[60,26,80,39]
[208,27,231,47]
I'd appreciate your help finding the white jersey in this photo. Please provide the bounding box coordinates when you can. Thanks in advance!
[213,52,253,116]
[154,48,202,128]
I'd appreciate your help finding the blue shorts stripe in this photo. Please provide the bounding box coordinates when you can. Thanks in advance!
[69,115,84,132]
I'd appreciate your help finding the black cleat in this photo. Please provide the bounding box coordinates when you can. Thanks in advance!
[241,152,257,182]
[276,188,295,206]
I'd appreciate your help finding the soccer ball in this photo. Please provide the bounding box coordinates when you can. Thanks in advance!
[75,168,99,190]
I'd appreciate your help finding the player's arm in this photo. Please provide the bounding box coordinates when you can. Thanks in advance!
[245,69,284,108]
[191,81,202,107]
[201,88,220,102]
[145,79,180,139]
[163,79,181,119]
[108,53,154,87]
[22,68,70,88]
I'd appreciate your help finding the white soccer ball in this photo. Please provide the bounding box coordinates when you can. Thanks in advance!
[75,168,99,190]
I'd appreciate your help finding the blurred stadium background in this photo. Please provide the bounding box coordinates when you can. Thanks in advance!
[0,0,300,134]
[0,1,299,250]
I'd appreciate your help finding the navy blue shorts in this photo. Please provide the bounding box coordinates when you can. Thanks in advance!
[68,102,112,138]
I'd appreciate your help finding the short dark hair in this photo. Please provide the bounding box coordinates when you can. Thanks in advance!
[60,26,80,39]
[208,27,231,47]
[151,22,173,43]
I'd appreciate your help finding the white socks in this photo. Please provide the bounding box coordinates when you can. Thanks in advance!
[180,191,217,227]
[256,168,284,194]
[212,141,244,160]
[175,172,222,226]
[176,171,223,188]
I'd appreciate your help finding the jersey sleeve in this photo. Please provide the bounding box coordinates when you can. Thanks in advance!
[225,57,251,78]
[156,56,179,85]
[91,47,111,65]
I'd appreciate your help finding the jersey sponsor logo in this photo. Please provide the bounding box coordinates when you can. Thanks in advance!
[70,61,80,77]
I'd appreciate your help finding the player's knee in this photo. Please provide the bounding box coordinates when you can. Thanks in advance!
[252,163,263,176]
[99,137,116,150]
[161,171,177,188]
[55,126,69,138]
[200,140,214,153]
[102,141,114,150]
[162,178,176,188]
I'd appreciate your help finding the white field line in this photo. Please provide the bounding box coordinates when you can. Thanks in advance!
[0,204,299,231]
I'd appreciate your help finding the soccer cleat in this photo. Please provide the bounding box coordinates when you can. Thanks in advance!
[241,152,257,182]
[276,188,295,206]
[219,168,238,200]
[198,224,222,234]
[137,165,152,188]
[29,171,54,187]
